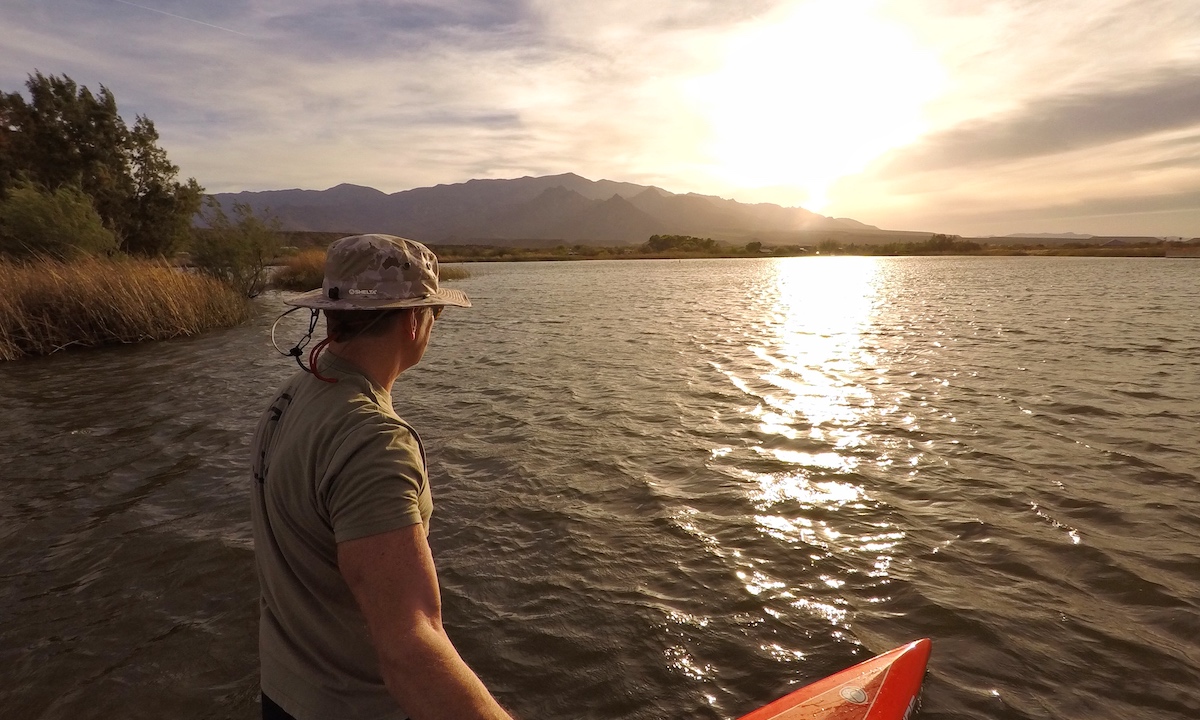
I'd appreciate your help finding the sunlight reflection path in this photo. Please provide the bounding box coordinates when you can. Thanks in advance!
[704,257,905,636]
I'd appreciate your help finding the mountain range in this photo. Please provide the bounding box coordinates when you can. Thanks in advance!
[209,173,879,246]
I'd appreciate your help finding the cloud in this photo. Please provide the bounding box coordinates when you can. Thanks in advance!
[828,123,1200,235]
[260,0,539,57]
[892,0,1200,105]
[3,0,1200,234]
[883,68,1200,173]
[815,0,1200,234]
[1028,189,1200,220]
[0,0,787,196]
[932,189,1200,238]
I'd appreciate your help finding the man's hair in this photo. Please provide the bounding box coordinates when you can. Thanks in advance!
[324,309,405,342]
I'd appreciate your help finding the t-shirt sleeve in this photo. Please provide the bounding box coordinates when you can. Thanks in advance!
[324,417,427,543]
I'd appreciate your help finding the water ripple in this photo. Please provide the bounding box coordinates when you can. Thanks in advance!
[1,257,1198,719]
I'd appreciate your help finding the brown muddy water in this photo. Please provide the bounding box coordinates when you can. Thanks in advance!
[2,256,1198,720]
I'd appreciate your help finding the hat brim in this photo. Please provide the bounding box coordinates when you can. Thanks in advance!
[286,287,471,310]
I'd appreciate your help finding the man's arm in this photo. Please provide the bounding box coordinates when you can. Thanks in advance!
[338,525,515,720]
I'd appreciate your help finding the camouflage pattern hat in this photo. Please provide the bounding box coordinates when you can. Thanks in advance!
[288,234,471,311]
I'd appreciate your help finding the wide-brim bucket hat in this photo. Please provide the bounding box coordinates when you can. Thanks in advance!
[288,234,471,310]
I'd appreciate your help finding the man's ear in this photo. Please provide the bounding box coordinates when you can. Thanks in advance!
[406,309,419,339]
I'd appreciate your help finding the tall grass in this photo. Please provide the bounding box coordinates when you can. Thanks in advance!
[272,249,325,291]
[0,256,250,361]
[271,249,470,291]
[439,264,471,281]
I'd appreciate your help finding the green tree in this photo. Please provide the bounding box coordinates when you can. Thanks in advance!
[643,234,718,253]
[123,116,203,256]
[0,182,118,259]
[918,234,979,254]
[0,72,202,256]
[191,200,281,298]
[0,101,16,193]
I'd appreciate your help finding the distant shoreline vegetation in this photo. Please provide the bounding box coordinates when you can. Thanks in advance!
[427,234,1194,262]
[264,231,1198,264]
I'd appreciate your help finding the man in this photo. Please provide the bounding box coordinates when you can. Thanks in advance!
[251,234,515,720]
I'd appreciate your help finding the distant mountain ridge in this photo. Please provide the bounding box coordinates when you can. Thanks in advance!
[209,173,877,245]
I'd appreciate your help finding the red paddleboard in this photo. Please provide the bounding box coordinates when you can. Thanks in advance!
[737,639,931,720]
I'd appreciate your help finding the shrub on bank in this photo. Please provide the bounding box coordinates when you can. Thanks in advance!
[0,256,249,361]
[191,201,282,298]
[0,183,118,259]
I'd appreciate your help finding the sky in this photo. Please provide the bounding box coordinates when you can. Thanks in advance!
[2,0,1199,237]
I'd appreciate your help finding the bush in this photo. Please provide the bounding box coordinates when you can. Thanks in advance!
[0,255,248,360]
[642,234,718,253]
[0,183,118,259]
[191,200,281,297]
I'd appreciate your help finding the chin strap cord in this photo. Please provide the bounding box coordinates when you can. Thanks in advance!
[270,307,338,383]
[308,336,338,383]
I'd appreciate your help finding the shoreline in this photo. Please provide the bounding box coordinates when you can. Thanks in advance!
[437,244,1188,263]
[275,231,1197,263]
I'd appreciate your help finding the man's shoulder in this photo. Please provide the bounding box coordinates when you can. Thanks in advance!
[259,370,422,459]
[338,402,421,457]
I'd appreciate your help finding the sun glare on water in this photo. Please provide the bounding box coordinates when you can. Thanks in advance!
[688,0,944,211]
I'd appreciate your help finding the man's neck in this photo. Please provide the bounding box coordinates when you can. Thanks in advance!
[326,339,408,392]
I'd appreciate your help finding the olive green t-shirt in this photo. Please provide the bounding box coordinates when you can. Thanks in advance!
[250,353,431,720]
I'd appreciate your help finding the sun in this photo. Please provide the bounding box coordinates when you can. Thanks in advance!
[687,0,944,211]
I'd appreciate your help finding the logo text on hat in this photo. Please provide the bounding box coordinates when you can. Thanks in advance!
[348,289,378,296]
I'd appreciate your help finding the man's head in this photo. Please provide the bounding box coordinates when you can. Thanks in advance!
[284,235,468,381]
[288,234,470,313]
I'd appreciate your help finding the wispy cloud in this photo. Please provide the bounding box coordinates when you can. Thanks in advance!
[883,68,1200,172]
[111,0,251,37]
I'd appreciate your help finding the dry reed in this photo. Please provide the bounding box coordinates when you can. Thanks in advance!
[0,256,250,361]
[272,249,326,291]
[439,264,471,281]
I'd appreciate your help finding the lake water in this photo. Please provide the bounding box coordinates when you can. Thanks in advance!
[2,256,1198,720]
